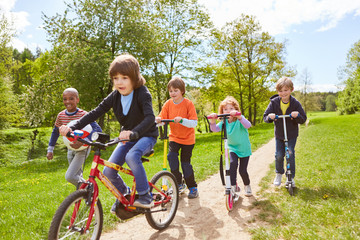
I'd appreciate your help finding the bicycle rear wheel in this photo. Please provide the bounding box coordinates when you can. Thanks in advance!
[225,192,234,211]
[48,189,103,240]
[146,171,179,230]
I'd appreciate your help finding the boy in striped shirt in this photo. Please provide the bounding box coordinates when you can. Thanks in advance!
[46,88,101,187]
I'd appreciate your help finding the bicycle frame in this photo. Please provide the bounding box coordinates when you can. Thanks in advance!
[73,138,172,233]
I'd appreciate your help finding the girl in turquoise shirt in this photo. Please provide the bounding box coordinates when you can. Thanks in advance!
[209,96,252,197]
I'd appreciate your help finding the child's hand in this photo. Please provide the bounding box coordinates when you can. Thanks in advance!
[268,113,276,120]
[230,110,242,120]
[59,125,72,136]
[208,113,217,124]
[70,141,84,149]
[46,152,53,160]
[174,116,183,123]
[290,111,299,118]
[155,117,161,123]
[119,130,132,141]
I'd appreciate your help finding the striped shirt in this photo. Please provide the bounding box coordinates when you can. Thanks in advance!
[55,109,87,127]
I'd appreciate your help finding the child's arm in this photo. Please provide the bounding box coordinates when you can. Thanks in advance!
[176,117,197,128]
[239,116,251,129]
[47,126,60,160]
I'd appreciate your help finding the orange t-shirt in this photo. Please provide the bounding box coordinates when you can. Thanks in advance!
[158,98,198,145]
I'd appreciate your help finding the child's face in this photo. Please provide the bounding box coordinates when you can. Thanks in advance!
[278,86,293,102]
[113,73,134,96]
[169,87,183,103]
[223,104,236,114]
[63,91,79,112]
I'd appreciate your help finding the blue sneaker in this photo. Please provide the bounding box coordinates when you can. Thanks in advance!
[110,199,120,214]
[188,187,199,199]
[133,192,154,209]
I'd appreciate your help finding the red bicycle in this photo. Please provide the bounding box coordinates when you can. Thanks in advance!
[48,131,179,239]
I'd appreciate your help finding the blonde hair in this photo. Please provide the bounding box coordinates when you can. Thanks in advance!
[109,53,146,89]
[218,96,240,122]
[276,77,294,92]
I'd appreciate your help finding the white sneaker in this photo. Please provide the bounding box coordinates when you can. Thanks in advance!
[273,173,282,186]
[244,185,252,197]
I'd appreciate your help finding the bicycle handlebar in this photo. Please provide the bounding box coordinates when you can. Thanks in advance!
[275,114,292,119]
[206,112,242,119]
[66,131,139,149]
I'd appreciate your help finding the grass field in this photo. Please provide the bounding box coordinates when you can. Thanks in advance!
[0,121,274,239]
[251,112,360,240]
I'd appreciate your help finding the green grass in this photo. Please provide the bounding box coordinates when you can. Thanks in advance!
[0,122,273,240]
[251,112,360,240]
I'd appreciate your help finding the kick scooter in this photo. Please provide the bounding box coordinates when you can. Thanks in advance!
[276,114,295,196]
[157,119,187,194]
[207,112,241,211]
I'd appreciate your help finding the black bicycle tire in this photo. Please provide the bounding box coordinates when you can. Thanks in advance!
[48,189,103,240]
[145,171,179,230]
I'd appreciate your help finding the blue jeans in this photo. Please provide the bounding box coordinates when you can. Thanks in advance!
[103,137,157,195]
[275,138,297,178]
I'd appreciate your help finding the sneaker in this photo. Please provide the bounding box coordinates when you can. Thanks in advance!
[188,187,199,199]
[133,192,154,209]
[110,199,120,214]
[123,186,131,196]
[244,185,252,197]
[231,184,241,193]
[178,183,187,193]
[273,173,282,186]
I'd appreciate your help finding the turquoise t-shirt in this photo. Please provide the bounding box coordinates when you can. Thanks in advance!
[218,120,252,157]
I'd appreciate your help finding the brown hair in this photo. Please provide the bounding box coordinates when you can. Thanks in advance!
[218,96,240,122]
[108,54,146,89]
[167,77,186,96]
[276,77,294,92]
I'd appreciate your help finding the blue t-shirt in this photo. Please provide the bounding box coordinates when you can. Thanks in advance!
[218,120,252,158]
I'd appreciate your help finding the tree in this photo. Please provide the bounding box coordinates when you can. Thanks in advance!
[211,14,293,124]
[337,40,360,114]
[143,0,212,112]
[0,14,20,129]
[41,0,153,128]
[325,94,337,111]
[297,68,313,114]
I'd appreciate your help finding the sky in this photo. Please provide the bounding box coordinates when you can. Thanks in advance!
[2,0,360,92]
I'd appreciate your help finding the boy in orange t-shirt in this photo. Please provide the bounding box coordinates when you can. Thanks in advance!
[156,77,199,199]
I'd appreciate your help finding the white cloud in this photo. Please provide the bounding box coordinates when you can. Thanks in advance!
[199,0,360,35]
[1,0,31,51]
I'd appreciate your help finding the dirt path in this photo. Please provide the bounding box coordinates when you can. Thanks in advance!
[101,138,275,240]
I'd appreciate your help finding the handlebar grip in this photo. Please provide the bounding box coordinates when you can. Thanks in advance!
[129,132,139,141]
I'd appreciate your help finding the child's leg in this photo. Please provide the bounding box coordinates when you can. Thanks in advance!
[103,142,131,194]
[65,148,90,186]
[238,156,250,185]
[229,152,239,186]
[168,141,183,185]
[179,144,197,188]
[287,138,297,179]
[275,138,286,174]
[125,137,157,195]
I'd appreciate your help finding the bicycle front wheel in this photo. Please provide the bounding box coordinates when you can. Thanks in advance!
[48,189,103,240]
[146,171,179,230]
